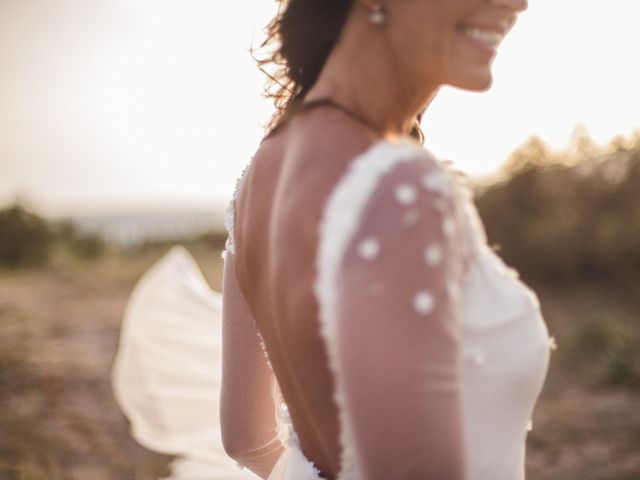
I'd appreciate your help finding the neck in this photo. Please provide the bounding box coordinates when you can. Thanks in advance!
[303,11,439,140]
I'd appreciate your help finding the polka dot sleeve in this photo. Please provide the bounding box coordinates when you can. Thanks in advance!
[333,157,467,479]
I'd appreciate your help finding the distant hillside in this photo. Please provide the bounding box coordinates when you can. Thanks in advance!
[68,207,227,248]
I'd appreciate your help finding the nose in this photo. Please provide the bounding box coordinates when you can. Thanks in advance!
[487,0,528,12]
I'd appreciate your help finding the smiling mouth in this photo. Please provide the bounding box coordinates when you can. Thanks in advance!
[458,26,506,51]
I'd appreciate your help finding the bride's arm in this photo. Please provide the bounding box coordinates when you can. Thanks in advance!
[323,157,467,479]
[220,252,283,479]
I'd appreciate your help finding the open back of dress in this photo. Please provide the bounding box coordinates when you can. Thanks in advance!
[112,137,554,480]
[222,138,553,479]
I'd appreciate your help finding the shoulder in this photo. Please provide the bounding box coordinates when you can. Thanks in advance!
[316,137,462,277]
[319,138,456,240]
[284,112,377,188]
[313,140,467,337]
[328,137,449,201]
[264,120,382,252]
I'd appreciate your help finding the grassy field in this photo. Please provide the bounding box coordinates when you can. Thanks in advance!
[0,243,639,479]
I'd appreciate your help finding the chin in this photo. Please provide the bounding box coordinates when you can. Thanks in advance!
[449,70,493,92]
[469,76,493,92]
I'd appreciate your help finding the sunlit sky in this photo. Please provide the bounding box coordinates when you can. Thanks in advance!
[0,0,638,216]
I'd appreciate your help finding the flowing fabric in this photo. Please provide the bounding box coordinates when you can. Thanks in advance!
[111,245,260,479]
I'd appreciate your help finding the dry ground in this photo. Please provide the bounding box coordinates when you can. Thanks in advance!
[0,244,638,479]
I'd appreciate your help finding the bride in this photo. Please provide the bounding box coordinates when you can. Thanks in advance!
[113,0,554,478]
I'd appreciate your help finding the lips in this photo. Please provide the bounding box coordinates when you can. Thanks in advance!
[460,27,504,47]
[458,21,509,55]
[457,21,510,52]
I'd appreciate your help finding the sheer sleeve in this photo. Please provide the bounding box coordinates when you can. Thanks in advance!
[316,152,468,479]
[220,250,283,479]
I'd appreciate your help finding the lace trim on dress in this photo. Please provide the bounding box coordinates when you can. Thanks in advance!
[222,161,253,260]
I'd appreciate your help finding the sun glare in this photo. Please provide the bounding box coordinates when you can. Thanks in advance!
[0,0,638,214]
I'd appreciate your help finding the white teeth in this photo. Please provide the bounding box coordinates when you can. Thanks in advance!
[461,28,503,46]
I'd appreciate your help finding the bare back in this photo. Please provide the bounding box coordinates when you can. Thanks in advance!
[231,109,378,478]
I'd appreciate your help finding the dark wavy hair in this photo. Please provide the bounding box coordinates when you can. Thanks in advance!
[253,0,425,143]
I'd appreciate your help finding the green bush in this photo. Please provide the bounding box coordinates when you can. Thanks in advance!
[0,205,53,269]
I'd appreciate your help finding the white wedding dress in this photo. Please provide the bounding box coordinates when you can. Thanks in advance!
[112,137,555,479]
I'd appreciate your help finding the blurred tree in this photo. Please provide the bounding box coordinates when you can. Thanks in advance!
[499,135,554,177]
[568,124,600,162]
[0,204,53,268]
[476,131,640,285]
[608,134,630,152]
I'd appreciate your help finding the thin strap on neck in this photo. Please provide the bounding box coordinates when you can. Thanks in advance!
[263,97,425,145]
[297,99,425,144]
[294,98,383,137]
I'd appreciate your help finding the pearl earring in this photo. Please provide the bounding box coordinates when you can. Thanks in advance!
[367,3,387,26]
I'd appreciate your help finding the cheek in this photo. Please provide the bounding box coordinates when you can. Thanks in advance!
[403,4,467,54]
[390,2,480,82]
[396,12,453,61]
